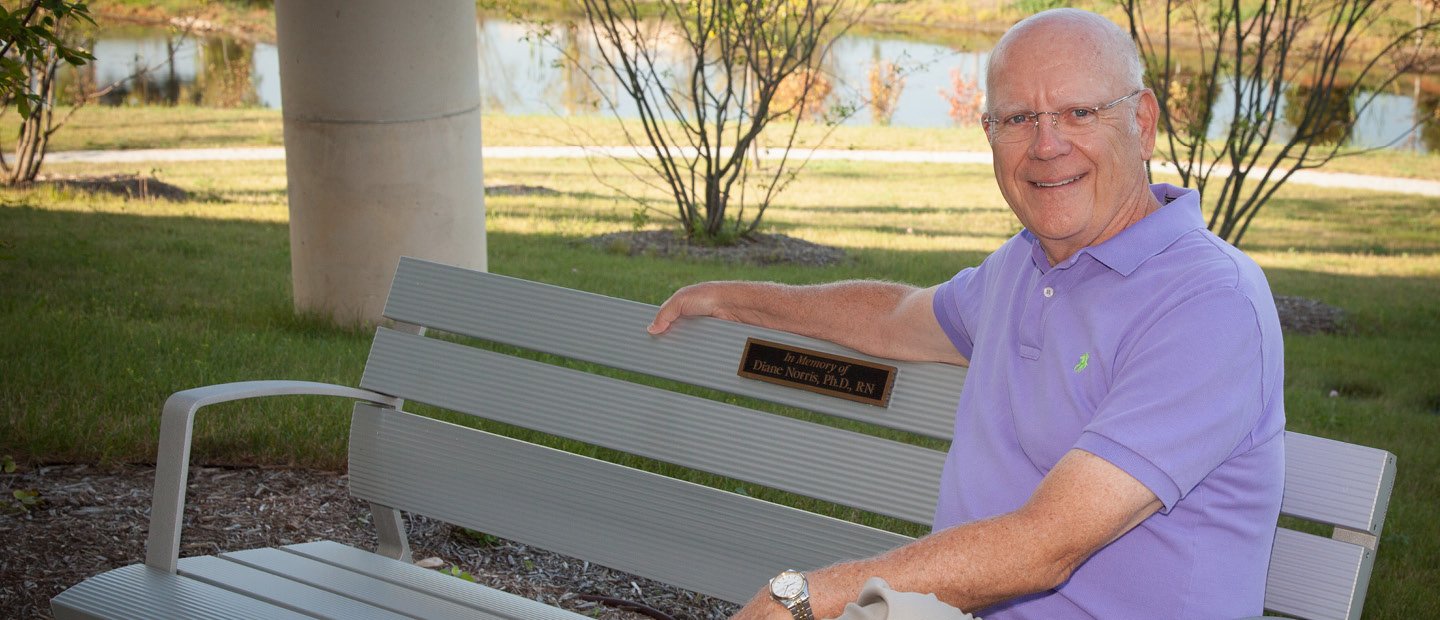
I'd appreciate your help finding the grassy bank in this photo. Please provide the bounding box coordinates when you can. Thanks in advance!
[3,108,1439,615]
[11,105,1440,182]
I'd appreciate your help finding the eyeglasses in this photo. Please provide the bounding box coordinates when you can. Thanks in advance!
[981,89,1146,144]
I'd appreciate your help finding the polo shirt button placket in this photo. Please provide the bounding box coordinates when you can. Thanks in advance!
[1018,281,1052,360]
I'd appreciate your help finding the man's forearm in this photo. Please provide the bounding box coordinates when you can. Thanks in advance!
[733,515,1059,620]
[720,280,916,347]
[649,280,962,363]
[804,515,1065,618]
[734,450,1162,619]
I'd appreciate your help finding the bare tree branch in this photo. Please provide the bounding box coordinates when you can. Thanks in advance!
[543,0,868,241]
[1126,0,1438,246]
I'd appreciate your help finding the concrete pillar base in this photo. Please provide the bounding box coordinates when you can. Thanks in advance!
[285,113,485,325]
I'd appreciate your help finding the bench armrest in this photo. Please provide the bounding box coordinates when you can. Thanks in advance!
[145,381,399,572]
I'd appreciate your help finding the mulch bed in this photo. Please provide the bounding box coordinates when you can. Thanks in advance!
[1274,295,1346,335]
[34,174,190,201]
[584,230,848,266]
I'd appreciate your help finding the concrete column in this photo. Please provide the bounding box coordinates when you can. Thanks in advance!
[275,0,485,326]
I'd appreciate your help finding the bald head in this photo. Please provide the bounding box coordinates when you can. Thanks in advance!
[985,9,1144,103]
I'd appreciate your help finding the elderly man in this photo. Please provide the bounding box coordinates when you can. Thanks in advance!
[647,7,1286,620]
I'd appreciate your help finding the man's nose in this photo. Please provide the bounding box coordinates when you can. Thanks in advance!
[1028,114,1072,159]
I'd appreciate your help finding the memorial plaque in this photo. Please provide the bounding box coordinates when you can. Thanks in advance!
[737,338,897,407]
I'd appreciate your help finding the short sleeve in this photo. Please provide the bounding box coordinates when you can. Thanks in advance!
[933,267,981,360]
[1074,287,1271,511]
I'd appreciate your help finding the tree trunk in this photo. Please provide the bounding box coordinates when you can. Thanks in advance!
[5,55,60,186]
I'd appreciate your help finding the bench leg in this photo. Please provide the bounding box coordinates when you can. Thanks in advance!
[372,503,411,561]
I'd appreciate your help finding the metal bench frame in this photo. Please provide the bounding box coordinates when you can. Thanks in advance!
[53,257,1396,620]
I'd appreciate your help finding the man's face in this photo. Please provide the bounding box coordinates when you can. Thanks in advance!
[984,27,1158,264]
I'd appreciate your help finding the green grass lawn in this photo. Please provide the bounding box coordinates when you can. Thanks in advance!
[2,111,1438,615]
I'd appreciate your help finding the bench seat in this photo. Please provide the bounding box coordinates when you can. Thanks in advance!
[55,540,588,620]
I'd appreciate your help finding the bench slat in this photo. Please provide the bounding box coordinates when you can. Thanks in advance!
[51,563,312,620]
[362,327,945,524]
[219,547,531,620]
[347,403,913,604]
[1280,432,1396,534]
[381,257,965,440]
[282,541,588,620]
[178,555,412,619]
[1264,528,1374,620]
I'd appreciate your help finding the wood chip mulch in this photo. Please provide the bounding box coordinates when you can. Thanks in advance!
[34,174,191,202]
[1274,294,1347,335]
[0,464,738,619]
[584,230,848,267]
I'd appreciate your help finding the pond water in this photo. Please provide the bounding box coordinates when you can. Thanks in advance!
[80,18,1437,154]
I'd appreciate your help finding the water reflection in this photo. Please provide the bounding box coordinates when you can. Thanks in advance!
[78,18,1436,154]
[1419,92,1440,152]
[74,34,280,108]
[116,39,254,106]
[1154,67,1217,138]
[1283,84,1361,147]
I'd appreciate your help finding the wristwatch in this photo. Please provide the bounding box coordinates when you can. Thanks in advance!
[768,569,815,620]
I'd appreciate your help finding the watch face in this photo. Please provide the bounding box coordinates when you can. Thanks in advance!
[771,571,805,599]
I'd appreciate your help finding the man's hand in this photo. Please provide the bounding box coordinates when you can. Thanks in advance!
[647,282,738,335]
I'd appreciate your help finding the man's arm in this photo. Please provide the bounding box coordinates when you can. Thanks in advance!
[734,449,1163,619]
[647,280,967,365]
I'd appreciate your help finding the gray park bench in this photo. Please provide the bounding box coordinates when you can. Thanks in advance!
[52,257,1396,620]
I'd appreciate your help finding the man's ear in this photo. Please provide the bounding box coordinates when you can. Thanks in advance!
[1136,88,1160,161]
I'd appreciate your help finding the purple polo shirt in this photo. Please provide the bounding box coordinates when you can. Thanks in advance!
[931,184,1285,619]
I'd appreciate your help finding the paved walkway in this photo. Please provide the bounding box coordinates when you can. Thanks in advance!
[44,145,1440,197]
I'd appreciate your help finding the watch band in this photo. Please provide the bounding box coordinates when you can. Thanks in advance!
[787,601,815,620]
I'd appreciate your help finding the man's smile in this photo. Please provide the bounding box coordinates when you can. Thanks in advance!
[1031,173,1086,188]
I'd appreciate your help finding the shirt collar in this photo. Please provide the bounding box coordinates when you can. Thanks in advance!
[1024,183,1205,276]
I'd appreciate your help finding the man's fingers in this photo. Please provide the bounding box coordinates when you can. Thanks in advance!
[648,285,715,335]
[648,292,690,335]
[647,309,674,335]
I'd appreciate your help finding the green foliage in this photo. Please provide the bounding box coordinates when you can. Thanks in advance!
[12,488,39,506]
[3,487,41,515]
[453,527,502,547]
[0,455,38,515]
[441,565,477,582]
[684,214,747,246]
[629,205,650,232]
[0,0,95,119]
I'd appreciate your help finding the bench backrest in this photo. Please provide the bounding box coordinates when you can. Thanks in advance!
[349,258,1395,619]
[1265,433,1395,620]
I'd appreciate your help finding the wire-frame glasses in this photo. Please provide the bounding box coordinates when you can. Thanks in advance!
[982,89,1146,144]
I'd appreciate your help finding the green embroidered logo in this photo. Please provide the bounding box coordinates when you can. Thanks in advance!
[1073,353,1090,373]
